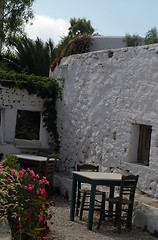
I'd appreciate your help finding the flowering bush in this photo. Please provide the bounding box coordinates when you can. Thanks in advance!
[0,154,54,240]
[50,34,92,72]
[69,34,92,55]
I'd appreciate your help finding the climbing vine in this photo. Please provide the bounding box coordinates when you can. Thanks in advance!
[0,71,64,152]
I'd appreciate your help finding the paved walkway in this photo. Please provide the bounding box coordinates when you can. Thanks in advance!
[48,194,158,240]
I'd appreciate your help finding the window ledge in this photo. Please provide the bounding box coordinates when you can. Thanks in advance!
[14,139,41,149]
[126,161,149,168]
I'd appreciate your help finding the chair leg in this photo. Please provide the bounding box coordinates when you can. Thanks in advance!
[116,204,122,234]
[114,204,118,227]
[79,192,86,220]
[126,204,133,231]
[97,192,105,230]
[76,190,81,216]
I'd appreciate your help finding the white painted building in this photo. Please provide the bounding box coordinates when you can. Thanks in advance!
[50,44,158,198]
[90,36,126,51]
[0,86,50,155]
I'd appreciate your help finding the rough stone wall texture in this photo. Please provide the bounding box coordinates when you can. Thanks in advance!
[51,44,158,198]
[0,87,49,154]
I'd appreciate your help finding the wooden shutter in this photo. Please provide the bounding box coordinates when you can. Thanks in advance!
[137,125,152,166]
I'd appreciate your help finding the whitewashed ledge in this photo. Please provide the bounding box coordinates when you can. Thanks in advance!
[53,172,73,200]
[53,172,158,236]
[0,220,11,240]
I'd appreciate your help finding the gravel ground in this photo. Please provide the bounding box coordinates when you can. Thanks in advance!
[47,194,157,240]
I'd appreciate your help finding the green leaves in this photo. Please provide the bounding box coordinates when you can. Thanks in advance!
[123,34,143,47]
[144,27,158,45]
[0,0,35,42]
[1,36,55,77]
[69,18,94,36]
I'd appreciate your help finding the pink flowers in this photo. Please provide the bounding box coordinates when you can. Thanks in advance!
[1,154,54,240]
[27,168,35,178]
[36,174,40,179]
[10,171,17,177]
[36,187,46,195]
[24,184,35,190]
[37,214,43,222]
[39,177,49,186]
[18,170,24,178]
[36,189,40,194]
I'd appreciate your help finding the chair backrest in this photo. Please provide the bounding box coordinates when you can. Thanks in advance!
[44,154,57,177]
[77,164,99,172]
[119,175,139,203]
[76,164,99,191]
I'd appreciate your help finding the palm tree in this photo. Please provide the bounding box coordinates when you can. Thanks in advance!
[0,35,55,77]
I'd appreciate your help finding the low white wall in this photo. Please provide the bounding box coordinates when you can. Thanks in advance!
[90,36,126,51]
[0,86,50,155]
[51,44,158,198]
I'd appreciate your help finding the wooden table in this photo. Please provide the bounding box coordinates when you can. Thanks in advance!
[70,171,122,230]
[15,154,55,175]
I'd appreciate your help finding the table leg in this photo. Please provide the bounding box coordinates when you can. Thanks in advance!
[70,174,77,221]
[108,185,115,218]
[37,161,42,175]
[87,183,96,230]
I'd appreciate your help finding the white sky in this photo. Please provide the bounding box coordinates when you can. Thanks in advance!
[25,15,70,45]
[25,0,158,46]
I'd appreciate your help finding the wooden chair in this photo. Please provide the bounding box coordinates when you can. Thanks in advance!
[43,154,57,197]
[97,174,139,233]
[76,164,106,220]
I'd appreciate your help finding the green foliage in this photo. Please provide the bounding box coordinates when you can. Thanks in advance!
[144,27,158,45]
[123,34,143,47]
[2,153,21,170]
[0,0,35,43]
[50,17,94,72]
[69,17,94,36]
[0,154,54,239]
[0,71,64,151]
[53,35,73,59]
[0,35,55,77]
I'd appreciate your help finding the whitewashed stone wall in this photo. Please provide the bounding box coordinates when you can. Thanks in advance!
[0,86,50,155]
[51,44,158,198]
